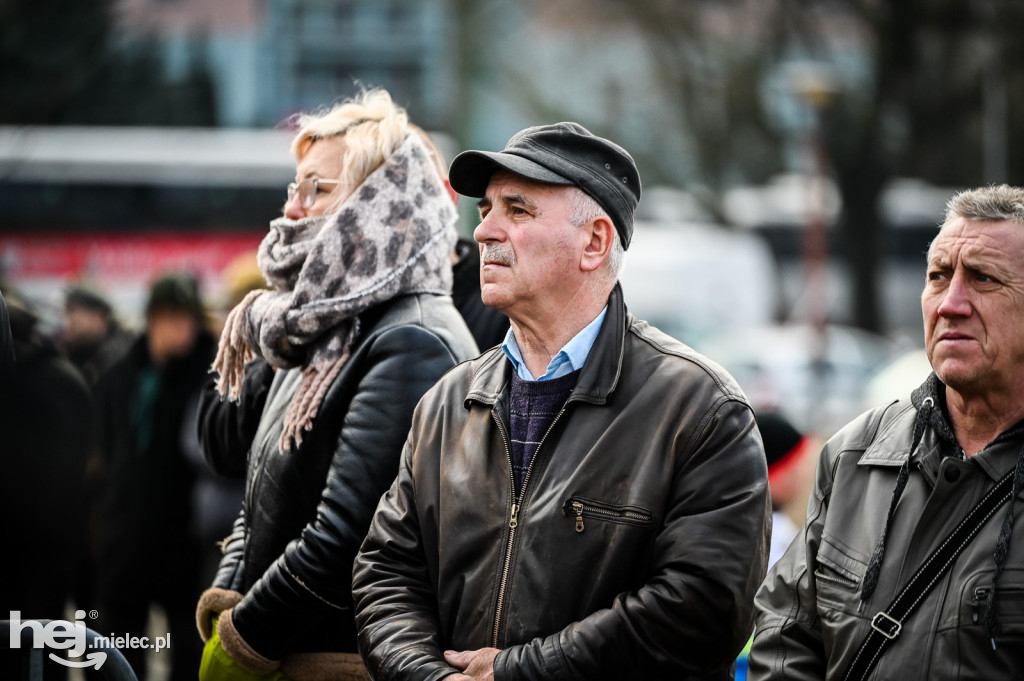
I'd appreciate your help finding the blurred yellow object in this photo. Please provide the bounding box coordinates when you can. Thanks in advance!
[223,250,268,309]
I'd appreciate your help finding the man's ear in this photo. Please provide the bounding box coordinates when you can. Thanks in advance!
[580,215,616,272]
[443,177,459,204]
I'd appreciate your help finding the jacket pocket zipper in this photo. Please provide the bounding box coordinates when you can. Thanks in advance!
[813,566,859,589]
[564,497,653,533]
[971,585,1024,623]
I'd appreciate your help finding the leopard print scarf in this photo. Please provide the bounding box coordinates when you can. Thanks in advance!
[212,133,457,450]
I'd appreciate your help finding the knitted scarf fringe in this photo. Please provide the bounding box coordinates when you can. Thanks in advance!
[212,288,262,401]
[280,322,356,451]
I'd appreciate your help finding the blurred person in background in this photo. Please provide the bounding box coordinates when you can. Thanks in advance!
[749,185,1024,679]
[0,287,91,681]
[194,88,477,681]
[94,271,216,681]
[206,250,270,338]
[61,282,135,386]
[60,282,136,617]
[756,411,815,568]
[735,411,816,680]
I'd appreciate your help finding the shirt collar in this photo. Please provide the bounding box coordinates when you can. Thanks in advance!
[502,305,609,381]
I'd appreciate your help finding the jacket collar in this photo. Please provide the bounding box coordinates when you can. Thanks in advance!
[857,404,918,468]
[465,282,627,407]
[859,374,951,472]
[858,373,1024,483]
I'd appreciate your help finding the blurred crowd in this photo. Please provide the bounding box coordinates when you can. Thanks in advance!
[0,255,266,680]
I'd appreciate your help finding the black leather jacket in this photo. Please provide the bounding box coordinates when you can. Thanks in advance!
[197,357,275,479]
[212,293,478,660]
[353,284,772,681]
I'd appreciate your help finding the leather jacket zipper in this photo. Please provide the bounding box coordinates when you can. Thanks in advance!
[237,425,277,569]
[564,497,653,533]
[490,403,568,648]
[247,425,277,503]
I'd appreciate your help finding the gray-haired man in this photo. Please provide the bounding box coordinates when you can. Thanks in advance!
[749,185,1024,680]
[354,122,771,681]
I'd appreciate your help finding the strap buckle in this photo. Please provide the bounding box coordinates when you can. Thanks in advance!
[871,611,902,640]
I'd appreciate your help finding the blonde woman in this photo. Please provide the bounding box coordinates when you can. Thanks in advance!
[195,89,478,681]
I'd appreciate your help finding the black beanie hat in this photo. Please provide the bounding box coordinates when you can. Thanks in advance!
[756,411,804,471]
[146,272,204,320]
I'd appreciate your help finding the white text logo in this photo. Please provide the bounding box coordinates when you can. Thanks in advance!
[8,610,107,670]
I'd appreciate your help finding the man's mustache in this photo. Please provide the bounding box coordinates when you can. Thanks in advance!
[481,244,515,267]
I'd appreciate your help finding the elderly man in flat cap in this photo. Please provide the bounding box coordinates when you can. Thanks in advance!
[353,122,771,681]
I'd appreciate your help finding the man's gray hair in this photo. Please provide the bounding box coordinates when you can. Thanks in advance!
[567,187,625,276]
[943,184,1024,227]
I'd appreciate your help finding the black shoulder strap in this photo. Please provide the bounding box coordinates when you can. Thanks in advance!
[842,468,1016,681]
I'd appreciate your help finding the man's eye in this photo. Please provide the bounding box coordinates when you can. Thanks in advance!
[511,206,529,216]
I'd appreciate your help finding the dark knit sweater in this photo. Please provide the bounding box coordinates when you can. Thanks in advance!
[508,369,581,496]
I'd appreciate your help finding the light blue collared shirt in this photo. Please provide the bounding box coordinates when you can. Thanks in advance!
[502,306,609,381]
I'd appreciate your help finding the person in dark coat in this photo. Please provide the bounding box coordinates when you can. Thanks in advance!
[61,282,135,386]
[352,122,770,681]
[194,129,504,482]
[0,288,91,680]
[194,88,478,681]
[59,282,136,619]
[94,272,217,681]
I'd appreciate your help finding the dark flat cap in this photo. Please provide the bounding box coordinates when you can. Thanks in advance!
[448,122,641,249]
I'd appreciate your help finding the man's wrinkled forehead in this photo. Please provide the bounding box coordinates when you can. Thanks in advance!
[481,170,562,203]
[929,217,1022,262]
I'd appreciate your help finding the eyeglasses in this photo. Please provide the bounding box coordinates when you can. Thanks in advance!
[287,178,341,209]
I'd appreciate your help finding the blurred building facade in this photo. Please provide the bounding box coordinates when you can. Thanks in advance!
[115,0,454,129]
[5,0,1005,435]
